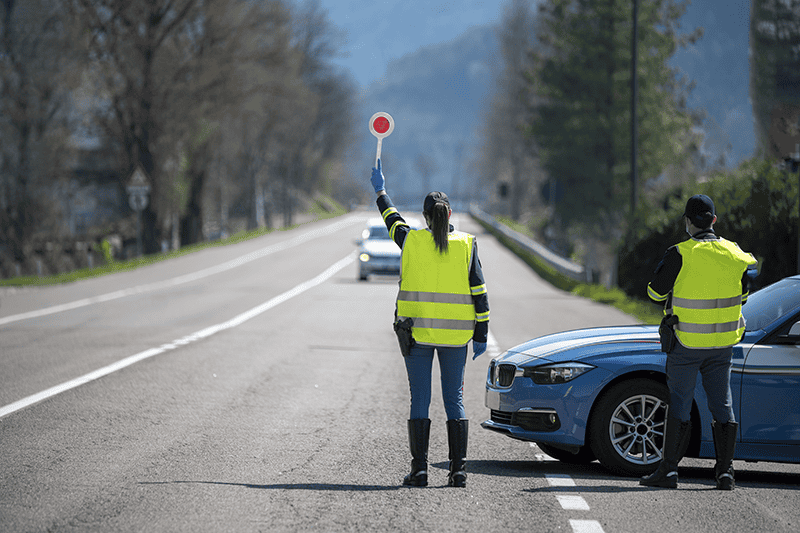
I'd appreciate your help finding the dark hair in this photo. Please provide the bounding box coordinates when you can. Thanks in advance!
[428,201,450,254]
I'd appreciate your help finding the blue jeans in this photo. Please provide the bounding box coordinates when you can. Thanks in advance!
[404,344,467,421]
[666,343,735,424]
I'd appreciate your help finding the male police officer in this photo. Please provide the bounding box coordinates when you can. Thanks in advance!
[642,194,757,490]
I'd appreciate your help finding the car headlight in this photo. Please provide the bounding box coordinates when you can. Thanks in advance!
[359,253,370,262]
[523,362,595,384]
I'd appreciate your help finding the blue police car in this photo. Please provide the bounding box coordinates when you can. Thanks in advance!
[483,275,800,476]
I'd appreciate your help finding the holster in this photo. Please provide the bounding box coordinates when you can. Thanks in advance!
[393,317,416,357]
[659,314,679,354]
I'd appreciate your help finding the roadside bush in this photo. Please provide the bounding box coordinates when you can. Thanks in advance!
[619,158,799,299]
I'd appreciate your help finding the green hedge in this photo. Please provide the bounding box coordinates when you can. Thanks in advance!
[619,158,798,298]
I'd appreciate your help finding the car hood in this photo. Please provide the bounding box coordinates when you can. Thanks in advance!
[360,240,400,256]
[495,325,661,366]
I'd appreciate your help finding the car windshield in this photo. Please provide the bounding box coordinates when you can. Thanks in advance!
[368,225,391,240]
[743,278,800,332]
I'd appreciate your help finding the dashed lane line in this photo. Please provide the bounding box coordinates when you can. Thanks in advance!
[570,520,606,533]
[546,474,577,487]
[545,473,605,533]
[0,216,364,327]
[0,254,354,419]
[557,495,591,511]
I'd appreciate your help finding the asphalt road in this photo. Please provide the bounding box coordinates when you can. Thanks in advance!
[1,211,798,532]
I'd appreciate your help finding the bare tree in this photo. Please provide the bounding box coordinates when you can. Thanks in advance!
[70,0,269,252]
[269,0,354,227]
[181,0,296,237]
[1,0,80,265]
[476,0,539,221]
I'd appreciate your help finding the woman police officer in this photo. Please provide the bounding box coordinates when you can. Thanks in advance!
[370,159,490,487]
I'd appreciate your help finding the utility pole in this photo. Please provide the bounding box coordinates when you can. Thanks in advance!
[793,144,800,274]
[630,0,639,221]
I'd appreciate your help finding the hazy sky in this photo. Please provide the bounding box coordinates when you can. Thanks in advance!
[315,0,507,87]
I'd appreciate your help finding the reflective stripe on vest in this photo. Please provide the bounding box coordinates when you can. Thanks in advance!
[672,237,756,349]
[397,290,473,305]
[397,229,475,347]
[672,295,742,310]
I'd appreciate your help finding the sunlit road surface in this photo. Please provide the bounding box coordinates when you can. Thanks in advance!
[1,212,798,532]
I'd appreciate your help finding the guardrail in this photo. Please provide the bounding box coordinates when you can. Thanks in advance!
[469,206,587,283]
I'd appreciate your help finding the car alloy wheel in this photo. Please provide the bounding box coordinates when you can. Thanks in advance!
[589,379,674,477]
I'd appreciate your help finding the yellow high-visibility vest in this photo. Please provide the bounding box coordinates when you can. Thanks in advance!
[672,237,756,349]
[397,229,476,347]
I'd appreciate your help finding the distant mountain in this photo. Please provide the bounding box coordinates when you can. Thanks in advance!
[354,25,498,207]
[352,5,755,205]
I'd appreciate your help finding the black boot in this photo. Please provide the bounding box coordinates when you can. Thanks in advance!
[446,419,468,487]
[640,416,691,488]
[712,420,738,491]
[403,418,431,487]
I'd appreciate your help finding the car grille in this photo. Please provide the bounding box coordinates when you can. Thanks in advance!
[497,364,516,386]
[490,361,517,388]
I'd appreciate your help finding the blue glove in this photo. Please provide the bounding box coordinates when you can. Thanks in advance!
[371,159,385,194]
[472,341,487,360]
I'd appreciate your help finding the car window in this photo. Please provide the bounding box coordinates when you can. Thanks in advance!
[368,226,391,239]
[743,278,800,332]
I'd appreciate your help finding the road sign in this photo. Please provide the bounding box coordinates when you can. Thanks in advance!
[126,166,151,257]
[126,166,151,195]
[128,192,149,211]
[126,166,151,212]
[369,112,394,167]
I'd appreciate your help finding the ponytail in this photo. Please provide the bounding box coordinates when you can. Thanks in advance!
[429,201,449,254]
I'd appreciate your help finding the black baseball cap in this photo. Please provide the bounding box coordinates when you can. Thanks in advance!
[423,191,450,214]
[683,194,715,226]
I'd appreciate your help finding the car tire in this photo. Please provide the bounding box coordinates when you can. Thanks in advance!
[588,379,680,477]
[536,443,596,465]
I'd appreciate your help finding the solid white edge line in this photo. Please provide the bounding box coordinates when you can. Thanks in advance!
[0,254,355,419]
[0,216,364,327]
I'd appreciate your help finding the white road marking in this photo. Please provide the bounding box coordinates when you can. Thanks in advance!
[557,495,591,511]
[545,474,603,531]
[570,520,605,533]
[0,216,364,327]
[546,474,576,487]
[0,254,354,419]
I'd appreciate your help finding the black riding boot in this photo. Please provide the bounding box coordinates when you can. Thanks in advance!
[712,420,738,491]
[446,419,468,487]
[403,418,431,487]
[640,416,691,488]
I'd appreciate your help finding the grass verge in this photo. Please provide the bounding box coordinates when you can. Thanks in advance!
[1,197,348,288]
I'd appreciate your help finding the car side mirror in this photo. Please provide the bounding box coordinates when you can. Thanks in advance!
[775,320,800,345]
